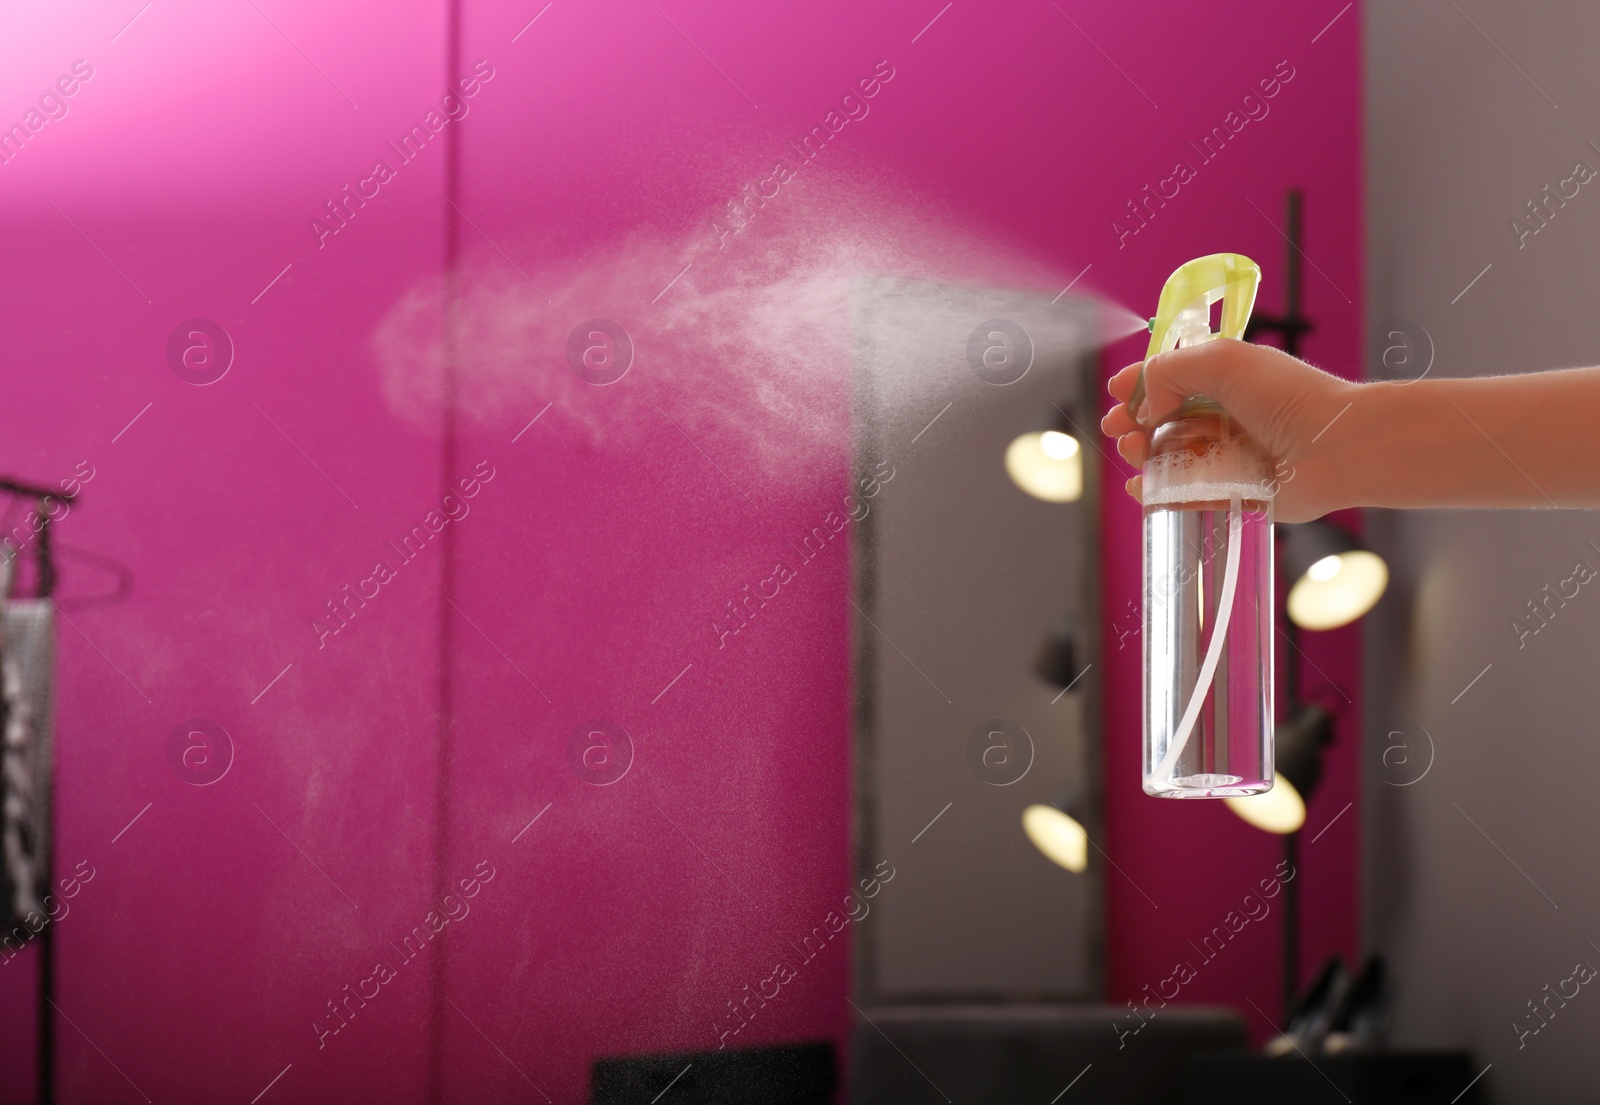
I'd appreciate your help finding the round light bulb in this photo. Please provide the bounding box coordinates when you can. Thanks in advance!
[1022,803,1088,872]
[1306,554,1343,583]
[1040,430,1079,460]
[1288,549,1389,630]
[1225,777,1307,834]
[1005,432,1083,503]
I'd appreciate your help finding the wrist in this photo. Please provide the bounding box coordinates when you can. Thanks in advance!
[1327,378,1407,510]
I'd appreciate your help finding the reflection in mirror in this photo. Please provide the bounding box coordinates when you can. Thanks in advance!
[849,280,1104,1005]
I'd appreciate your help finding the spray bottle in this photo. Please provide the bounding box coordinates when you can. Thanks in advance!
[1130,254,1275,798]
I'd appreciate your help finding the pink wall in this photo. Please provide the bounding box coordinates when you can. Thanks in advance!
[0,4,452,1102]
[0,1,1363,1101]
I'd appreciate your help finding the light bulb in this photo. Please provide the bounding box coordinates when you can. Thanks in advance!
[1225,777,1306,834]
[1022,803,1088,872]
[1040,430,1079,460]
[1005,432,1083,503]
[1306,554,1342,583]
[1288,550,1389,630]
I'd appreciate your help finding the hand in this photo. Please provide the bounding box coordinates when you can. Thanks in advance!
[1100,339,1360,523]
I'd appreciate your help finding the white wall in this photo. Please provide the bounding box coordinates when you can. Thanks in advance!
[1366,2,1600,1099]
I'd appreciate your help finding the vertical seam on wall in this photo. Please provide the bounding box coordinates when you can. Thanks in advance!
[431,0,463,1099]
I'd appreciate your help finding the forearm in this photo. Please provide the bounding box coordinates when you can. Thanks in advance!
[1335,368,1600,510]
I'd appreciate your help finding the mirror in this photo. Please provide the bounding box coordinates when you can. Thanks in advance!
[850,279,1104,1004]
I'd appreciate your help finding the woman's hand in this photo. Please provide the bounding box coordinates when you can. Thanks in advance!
[1101,338,1360,523]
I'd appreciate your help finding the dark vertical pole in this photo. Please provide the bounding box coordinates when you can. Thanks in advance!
[36,508,55,602]
[1276,556,1304,1023]
[431,3,464,1101]
[1278,547,1305,1022]
[1283,190,1303,359]
[1281,582,1301,711]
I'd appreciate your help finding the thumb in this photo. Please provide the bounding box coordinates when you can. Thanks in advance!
[1138,339,1243,427]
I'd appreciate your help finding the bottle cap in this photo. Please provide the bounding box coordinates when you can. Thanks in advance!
[1127,253,1261,424]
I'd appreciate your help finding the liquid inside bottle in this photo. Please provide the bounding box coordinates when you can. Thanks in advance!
[1141,407,1274,798]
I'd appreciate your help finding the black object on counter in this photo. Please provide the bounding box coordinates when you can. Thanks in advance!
[1185,1049,1486,1105]
[591,1041,835,1104]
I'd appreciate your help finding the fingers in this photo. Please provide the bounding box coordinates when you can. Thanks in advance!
[1139,338,1248,425]
[1106,360,1143,403]
[1103,362,1148,445]
[1102,381,1149,465]
[1101,374,1149,504]
[1116,432,1149,469]
[1100,404,1141,437]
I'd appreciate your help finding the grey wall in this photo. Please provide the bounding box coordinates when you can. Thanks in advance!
[1366,3,1600,1099]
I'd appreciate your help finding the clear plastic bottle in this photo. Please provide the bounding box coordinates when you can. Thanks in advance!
[1142,399,1274,797]
[1132,253,1276,799]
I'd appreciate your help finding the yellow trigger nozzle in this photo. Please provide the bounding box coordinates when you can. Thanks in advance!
[1127,253,1261,421]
